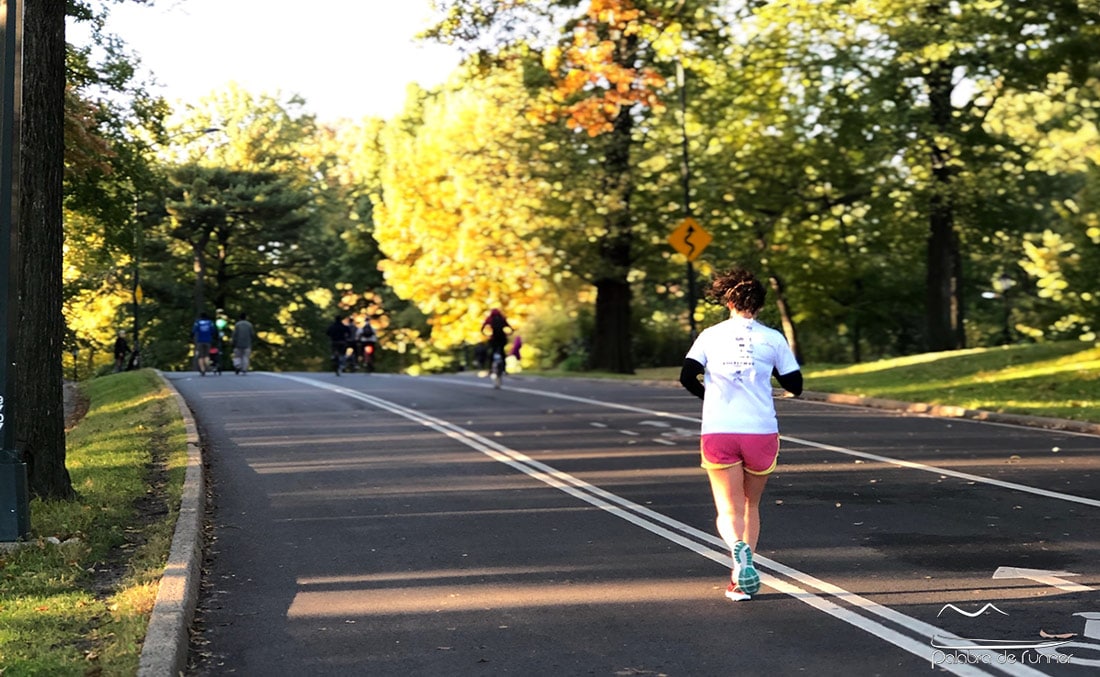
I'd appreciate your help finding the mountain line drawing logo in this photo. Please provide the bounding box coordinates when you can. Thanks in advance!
[932,603,1074,652]
[937,603,1008,619]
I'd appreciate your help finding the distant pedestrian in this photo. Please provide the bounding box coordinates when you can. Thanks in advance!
[113,330,130,373]
[231,313,258,375]
[679,266,803,601]
[191,312,216,376]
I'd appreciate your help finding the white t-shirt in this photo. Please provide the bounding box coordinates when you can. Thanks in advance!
[685,316,800,435]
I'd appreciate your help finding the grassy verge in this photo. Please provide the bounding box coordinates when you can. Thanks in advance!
[538,341,1100,425]
[801,341,1099,423]
[0,370,187,676]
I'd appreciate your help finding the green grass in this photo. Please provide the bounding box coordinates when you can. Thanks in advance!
[539,341,1100,425]
[0,370,187,676]
[802,342,1099,423]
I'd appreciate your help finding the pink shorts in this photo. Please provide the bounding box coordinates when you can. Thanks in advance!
[700,433,780,475]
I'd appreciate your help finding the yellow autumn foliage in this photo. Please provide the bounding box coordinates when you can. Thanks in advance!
[373,66,562,353]
[540,0,667,137]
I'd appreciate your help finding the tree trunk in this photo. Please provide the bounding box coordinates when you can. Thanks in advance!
[18,0,72,499]
[766,273,802,364]
[923,8,964,352]
[849,277,865,363]
[192,235,209,317]
[591,277,633,373]
[214,228,230,312]
[850,317,862,364]
[588,106,635,374]
[925,187,961,352]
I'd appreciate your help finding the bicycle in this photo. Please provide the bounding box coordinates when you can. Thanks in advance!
[490,348,505,389]
[331,343,347,376]
[363,340,377,373]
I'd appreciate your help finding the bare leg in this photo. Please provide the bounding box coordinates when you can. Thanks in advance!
[706,465,746,555]
[740,472,770,550]
[707,465,770,552]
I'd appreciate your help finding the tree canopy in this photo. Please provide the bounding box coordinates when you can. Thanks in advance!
[55,0,1100,388]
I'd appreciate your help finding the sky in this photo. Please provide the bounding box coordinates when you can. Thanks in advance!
[88,0,465,122]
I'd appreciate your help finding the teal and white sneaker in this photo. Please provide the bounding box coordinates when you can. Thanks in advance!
[733,541,760,595]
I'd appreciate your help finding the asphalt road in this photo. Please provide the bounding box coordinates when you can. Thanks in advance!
[165,370,1100,677]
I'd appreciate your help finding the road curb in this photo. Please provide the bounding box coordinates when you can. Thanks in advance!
[794,389,1100,436]
[137,371,204,677]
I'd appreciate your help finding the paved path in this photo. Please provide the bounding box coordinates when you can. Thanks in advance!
[157,371,1100,676]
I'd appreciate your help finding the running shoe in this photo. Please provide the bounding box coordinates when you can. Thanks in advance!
[733,540,760,595]
[725,581,751,602]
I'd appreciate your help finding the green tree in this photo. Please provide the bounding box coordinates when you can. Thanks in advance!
[749,0,1100,351]
[427,0,725,373]
[127,89,322,368]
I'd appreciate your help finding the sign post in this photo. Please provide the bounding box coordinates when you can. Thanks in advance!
[668,215,711,339]
[670,59,712,340]
[0,0,29,542]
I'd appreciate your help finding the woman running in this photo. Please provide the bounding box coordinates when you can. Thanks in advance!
[679,267,803,601]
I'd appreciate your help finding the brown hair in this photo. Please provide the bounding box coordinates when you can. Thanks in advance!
[709,267,766,314]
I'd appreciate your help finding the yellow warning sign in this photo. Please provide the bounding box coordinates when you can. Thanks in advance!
[668,217,712,261]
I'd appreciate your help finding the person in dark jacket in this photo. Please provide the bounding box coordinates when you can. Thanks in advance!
[113,330,130,373]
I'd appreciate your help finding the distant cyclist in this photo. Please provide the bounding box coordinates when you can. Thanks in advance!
[326,315,352,375]
[358,317,379,372]
[481,309,513,386]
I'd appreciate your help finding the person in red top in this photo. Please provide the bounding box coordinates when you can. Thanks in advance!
[481,309,513,362]
[481,309,514,387]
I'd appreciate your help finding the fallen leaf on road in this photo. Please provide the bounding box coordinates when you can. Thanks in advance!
[1040,630,1077,639]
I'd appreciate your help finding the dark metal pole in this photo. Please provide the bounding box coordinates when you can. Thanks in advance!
[676,59,698,340]
[130,198,140,368]
[0,0,29,541]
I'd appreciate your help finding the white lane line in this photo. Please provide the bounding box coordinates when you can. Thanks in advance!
[781,435,1100,510]
[430,376,1100,511]
[273,374,1048,677]
[804,396,1100,439]
[993,567,1094,593]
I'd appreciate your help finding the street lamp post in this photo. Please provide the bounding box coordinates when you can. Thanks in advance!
[0,0,29,542]
[129,197,142,369]
[676,59,698,340]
